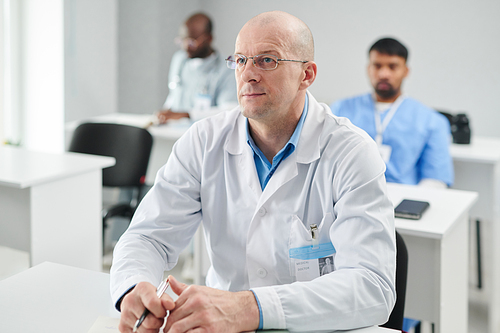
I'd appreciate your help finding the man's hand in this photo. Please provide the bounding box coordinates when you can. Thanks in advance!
[156,110,190,124]
[119,281,176,333]
[164,276,260,333]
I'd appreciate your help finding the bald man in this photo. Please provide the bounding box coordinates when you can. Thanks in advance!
[156,13,237,124]
[111,11,396,333]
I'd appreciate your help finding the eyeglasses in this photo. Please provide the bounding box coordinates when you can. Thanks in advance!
[225,54,308,71]
[174,34,208,49]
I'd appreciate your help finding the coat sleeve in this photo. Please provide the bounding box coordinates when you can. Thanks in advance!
[251,138,396,332]
[110,125,204,307]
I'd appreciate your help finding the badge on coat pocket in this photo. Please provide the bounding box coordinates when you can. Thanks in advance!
[289,242,336,281]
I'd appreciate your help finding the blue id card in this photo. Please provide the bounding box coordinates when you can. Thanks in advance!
[289,242,336,281]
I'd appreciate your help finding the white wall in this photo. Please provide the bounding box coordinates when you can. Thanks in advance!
[0,0,4,143]
[117,0,201,114]
[66,0,500,139]
[22,0,64,152]
[204,0,500,138]
[64,0,117,123]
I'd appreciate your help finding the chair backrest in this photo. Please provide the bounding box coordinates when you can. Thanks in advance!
[437,110,454,127]
[381,231,408,331]
[69,123,153,187]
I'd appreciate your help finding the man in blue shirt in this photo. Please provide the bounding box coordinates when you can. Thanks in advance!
[331,38,453,187]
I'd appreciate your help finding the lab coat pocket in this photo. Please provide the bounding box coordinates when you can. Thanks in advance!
[288,213,336,281]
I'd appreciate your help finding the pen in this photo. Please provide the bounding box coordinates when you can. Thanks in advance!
[132,278,170,333]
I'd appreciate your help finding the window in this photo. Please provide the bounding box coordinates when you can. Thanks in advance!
[1,0,22,146]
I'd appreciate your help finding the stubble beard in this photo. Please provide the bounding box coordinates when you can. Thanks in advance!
[375,82,399,100]
[239,100,275,121]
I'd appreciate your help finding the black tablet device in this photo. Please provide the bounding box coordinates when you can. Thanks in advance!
[394,199,430,220]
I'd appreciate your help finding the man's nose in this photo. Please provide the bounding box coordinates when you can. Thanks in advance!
[378,66,392,79]
[239,59,261,83]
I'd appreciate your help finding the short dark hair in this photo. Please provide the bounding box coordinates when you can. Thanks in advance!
[369,37,408,61]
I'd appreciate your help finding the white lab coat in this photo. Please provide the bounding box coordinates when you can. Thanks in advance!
[111,92,396,332]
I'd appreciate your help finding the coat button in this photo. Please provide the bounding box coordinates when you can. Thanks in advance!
[257,268,267,278]
[258,207,266,217]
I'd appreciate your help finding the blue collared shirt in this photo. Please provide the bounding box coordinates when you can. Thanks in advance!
[246,94,309,190]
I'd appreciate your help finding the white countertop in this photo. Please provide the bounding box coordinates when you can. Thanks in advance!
[0,262,119,333]
[388,183,478,239]
[0,262,398,333]
[0,145,115,189]
[450,136,500,163]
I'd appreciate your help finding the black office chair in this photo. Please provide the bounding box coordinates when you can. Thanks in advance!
[68,122,153,251]
[381,231,408,331]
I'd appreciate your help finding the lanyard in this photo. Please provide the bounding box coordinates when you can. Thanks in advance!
[374,94,406,146]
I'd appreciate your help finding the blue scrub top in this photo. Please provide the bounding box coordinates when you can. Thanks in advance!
[331,93,454,186]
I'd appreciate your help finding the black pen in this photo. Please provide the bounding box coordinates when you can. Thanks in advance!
[133,278,170,332]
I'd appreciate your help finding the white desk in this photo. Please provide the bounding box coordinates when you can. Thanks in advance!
[191,183,477,333]
[0,262,397,333]
[0,146,115,271]
[388,183,477,333]
[0,262,119,332]
[450,136,500,333]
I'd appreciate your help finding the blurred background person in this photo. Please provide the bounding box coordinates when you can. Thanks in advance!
[156,12,237,124]
[331,37,453,188]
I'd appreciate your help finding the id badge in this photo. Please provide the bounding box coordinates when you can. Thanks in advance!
[190,94,212,121]
[289,242,336,281]
[378,144,392,163]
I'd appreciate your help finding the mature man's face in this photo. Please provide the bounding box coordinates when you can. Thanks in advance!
[367,50,409,102]
[234,23,305,122]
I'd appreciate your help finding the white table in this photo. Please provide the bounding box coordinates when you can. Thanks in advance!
[0,262,119,333]
[0,262,397,333]
[191,183,477,333]
[387,183,478,333]
[0,146,115,271]
[450,136,500,333]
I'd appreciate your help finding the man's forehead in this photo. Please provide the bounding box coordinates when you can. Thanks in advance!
[183,20,206,37]
[369,51,405,63]
[235,28,290,55]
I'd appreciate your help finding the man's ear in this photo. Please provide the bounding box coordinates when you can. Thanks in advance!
[299,61,317,90]
[403,65,410,79]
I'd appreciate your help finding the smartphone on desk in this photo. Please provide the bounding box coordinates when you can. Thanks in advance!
[394,199,430,220]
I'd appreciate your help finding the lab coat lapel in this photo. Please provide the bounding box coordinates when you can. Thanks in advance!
[225,113,262,199]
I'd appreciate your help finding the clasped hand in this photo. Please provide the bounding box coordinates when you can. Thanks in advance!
[119,275,259,333]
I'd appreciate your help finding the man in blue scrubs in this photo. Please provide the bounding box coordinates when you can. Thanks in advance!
[331,38,453,187]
